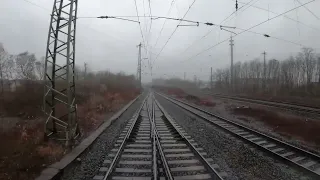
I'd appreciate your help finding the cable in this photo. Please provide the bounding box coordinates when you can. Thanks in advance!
[134,0,146,46]
[296,0,319,20]
[147,0,153,44]
[220,0,256,25]
[147,0,153,74]
[226,0,261,23]
[235,28,303,46]
[21,0,50,12]
[153,0,197,66]
[142,0,149,51]
[153,0,176,48]
[97,16,140,23]
[183,0,315,63]
[177,0,255,56]
[230,0,320,31]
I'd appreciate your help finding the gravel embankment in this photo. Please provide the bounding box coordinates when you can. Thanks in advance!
[155,94,315,180]
[61,94,146,180]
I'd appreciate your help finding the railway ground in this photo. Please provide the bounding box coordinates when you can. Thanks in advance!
[156,87,320,152]
[41,91,320,180]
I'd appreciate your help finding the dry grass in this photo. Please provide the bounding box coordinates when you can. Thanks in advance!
[232,107,320,147]
[0,75,139,180]
[0,120,65,180]
[157,86,216,107]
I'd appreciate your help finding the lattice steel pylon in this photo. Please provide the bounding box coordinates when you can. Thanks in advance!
[43,0,79,145]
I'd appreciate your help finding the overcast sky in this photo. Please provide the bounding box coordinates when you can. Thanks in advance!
[1,0,320,82]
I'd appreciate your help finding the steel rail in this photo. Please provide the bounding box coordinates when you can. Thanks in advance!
[157,92,320,178]
[148,94,174,180]
[209,93,320,116]
[154,95,224,180]
[145,97,159,180]
[102,96,147,180]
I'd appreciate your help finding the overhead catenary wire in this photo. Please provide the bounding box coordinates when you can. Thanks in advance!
[153,0,176,48]
[181,0,316,63]
[220,0,257,25]
[147,0,153,75]
[225,0,261,23]
[152,0,198,66]
[295,0,319,20]
[230,0,320,31]
[21,0,51,12]
[178,0,255,56]
[133,0,146,47]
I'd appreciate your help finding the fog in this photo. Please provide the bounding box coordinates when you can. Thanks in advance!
[0,0,319,82]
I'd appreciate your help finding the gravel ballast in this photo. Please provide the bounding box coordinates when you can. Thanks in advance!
[61,94,146,180]
[155,94,315,180]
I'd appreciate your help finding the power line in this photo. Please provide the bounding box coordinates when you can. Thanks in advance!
[230,0,320,32]
[220,0,257,25]
[142,0,149,51]
[182,0,316,63]
[296,0,319,20]
[153,0,176,48]
[152,0,197,66]
[147,0,153,74]
[134,0,146,45]
[225,0,261,23]
[21,0,50,12]
[178,0,255,56]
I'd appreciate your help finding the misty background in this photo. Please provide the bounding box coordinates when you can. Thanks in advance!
[0,0,319,82]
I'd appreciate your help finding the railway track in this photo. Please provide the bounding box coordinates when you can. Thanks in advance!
[156,92,320,178]
[209,93,320,116]
[93,94,225,180]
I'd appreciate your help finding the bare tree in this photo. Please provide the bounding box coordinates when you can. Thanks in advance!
[35,56,45,80]
[297,47,316,91]
[16,52,37,80]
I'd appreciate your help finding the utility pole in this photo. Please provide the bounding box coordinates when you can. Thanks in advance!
[230,36,234,91]
[43,0,79,146]
[84,62,87,79]
[137,43,142,88]
[210,67,213,91]
[262,51,267,89]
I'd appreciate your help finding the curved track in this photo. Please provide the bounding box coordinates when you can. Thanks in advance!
[157,92,320,178]
[93,94,225,180]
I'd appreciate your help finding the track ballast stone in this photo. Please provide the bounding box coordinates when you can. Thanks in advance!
[155,94,314,180]
[61,95,145,180]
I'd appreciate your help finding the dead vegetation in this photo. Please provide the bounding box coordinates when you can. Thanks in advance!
[0,43,140,180]
[213,47,320,107]
[0,78,139,179]
[155,86,216,107]
[232,106,320,148]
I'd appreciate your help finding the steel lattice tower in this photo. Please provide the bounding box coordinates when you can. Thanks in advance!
[43,0,79,145]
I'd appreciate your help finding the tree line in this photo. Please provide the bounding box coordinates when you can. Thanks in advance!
[0,43,44,82]
[213,47,320,96]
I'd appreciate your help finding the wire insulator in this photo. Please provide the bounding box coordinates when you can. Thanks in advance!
[236,0,238,11]
[264,34,270,37]
[205,22,214,26]
[98,16,109,19]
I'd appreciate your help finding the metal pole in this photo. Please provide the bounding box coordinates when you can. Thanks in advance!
[210,67,213,91]
[230,36,234,91]
[263,51,266,89]
[84,62,87,79]
[137,43,142,88]
[43,0,79,144]
[139,44,142,87]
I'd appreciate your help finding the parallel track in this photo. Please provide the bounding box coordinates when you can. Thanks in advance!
[209,93,320,116]
[157,92,320,178]
[93,94,225,180]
